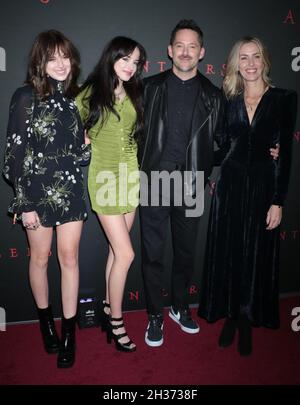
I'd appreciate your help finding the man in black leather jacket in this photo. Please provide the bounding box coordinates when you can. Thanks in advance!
[138,19,226,347]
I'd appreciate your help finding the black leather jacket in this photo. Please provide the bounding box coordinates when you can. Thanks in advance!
[138,70,226,196]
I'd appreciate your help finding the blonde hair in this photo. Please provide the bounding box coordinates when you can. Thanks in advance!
[223,36,272,99]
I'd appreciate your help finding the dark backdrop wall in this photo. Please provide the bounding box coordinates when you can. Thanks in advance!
[0,0,299,322]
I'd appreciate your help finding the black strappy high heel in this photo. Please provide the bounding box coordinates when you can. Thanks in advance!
[106,316,136,352]
[100,301,110,332]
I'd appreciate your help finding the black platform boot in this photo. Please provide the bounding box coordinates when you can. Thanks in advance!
[218,318,237,348]
[37,305,60,354]
[57,314,76,368]
[237,314,252,356]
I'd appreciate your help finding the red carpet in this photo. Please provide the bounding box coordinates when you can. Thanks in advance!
[0,297,299,385]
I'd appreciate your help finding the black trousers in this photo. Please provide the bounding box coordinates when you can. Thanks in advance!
[139,166,201,315]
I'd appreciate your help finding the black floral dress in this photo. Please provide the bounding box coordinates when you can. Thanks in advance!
[3,78,90,227]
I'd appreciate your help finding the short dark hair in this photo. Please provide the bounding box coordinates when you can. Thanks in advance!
[170,19,204,46]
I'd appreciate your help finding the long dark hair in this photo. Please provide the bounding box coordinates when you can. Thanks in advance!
[80,36,146,142]
[26,30,80,99]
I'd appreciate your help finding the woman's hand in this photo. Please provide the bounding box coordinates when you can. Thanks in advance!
[270,143,280,160]
[84,130,91,145]
[266,205,282,230]
[21,211,40,230]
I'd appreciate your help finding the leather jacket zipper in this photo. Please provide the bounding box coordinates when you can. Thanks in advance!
[184,109,214,195]
[185,109,213,168]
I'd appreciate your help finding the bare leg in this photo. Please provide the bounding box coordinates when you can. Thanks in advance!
[56,221,83,318]
[26,226,53,309]
[104,211,136,314]
[104,246,114,306]
[98,210,136,348]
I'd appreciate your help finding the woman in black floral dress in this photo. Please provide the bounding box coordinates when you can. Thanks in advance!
[3,30,90,368]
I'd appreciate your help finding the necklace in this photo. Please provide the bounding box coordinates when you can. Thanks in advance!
[244,87,268,112]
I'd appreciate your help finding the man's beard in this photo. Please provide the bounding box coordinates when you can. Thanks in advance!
[173,60,198,73]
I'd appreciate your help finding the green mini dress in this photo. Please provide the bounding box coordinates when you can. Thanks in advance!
[76,88,139,215]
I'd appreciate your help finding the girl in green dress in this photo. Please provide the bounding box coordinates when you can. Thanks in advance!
[76,37,146,352]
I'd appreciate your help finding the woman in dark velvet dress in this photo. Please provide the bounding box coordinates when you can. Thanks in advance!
[3,31,90,368]
[198,37,297,356]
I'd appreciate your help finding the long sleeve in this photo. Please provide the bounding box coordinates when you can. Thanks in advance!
[74,87,91,166]
[75,143,91,166]
[137,81,149,166]
[3,86,36,213]
[271,90,298,206]
[213,93,230,166]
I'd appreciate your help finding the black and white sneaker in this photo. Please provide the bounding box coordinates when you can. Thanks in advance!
[169,306,200,334]
[145,314,164,347]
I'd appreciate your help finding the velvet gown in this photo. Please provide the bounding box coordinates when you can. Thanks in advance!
[198,87,297,328]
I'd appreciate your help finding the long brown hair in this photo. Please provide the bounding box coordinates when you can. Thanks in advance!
[26,30,80,99]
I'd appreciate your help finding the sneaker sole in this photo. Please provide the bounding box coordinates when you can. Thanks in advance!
[144,323,164,347]
[168,311,200,334]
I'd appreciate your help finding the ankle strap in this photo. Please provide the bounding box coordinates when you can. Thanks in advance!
[111,322,124,330]
[110,316,123,322]
[103,301,110,308]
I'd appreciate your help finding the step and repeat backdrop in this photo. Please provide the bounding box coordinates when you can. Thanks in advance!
[0,0,299,322]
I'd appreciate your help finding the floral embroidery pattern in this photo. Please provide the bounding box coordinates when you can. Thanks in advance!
[3,80,90,226]
[31,105,60,146]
